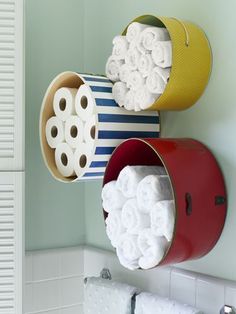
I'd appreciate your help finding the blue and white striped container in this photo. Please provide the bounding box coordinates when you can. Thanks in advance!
[40,72,161,182]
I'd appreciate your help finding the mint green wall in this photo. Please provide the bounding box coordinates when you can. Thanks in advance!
[83,0,236,280]
[25,0,85,250]
[26,0,236,280]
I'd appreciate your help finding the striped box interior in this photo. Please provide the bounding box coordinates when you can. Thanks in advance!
[78,73,161,180]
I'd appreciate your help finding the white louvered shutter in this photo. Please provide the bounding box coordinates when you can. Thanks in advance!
[0,0,24,170]
[0,1,24,314]
[0,172,23,314]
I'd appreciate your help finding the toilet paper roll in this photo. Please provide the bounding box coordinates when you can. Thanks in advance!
[53,87,77,121]
[84,115,96,151]
[45,116,65,148]
[55,143,75,177]
[75,84,95,121]
[65,115,84,149]
[74,143,93,178]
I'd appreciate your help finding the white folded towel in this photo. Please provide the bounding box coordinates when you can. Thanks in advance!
[134,86,159,111]
[137,175,173,213]
[150,200,175,242]
[119,63,132,83]
[112,81,128,107]
[125,47,141,71]
[126,22,150,43]
[138,229,168,269]
[116,165,167,198]
[102,180,127,213]
[112,35,129,60]
[106,210,125,248]
[117,233,141,270]
[137,27,170,53]
[122,199,150,235]
[146,67,170,94]
[124,89,136,111]
[84,277,139,314]
[152,41,172,68]
[138,53,155,77]
[135,292,204,314]
[127,71,145,91]
[106,56,124,82]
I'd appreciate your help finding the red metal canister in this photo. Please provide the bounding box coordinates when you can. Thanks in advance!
[103,138,227,266]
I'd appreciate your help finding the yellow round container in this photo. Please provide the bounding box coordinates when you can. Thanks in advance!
[122,15,212,111]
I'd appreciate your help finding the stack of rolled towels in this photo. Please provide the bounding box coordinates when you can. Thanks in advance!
[105,22,172,111]
[45,85,96,178]
[102,165,175,270]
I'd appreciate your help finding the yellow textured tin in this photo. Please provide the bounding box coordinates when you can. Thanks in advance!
[122,15,212,111]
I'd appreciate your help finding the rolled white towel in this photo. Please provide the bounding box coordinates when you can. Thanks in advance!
[119,63,132,83]
[102,180,127,213]
[121,199,150,235]
[146,67,170,94]
[126,22,150,43]
[137,175,173,213]
[116,233,141,270]
[137,27,170,53]
[106,210,125,248]
[134,86,159,111]
[127,71,145,91]
[125,47,141,71]
[138,53,155,78]
[112,82,128,107]
[135,292,204,314]
[138,229,168,269]
[150,200,175,242]
[112,35,129,60]
[106,56,124,82]
[116,165,167,198]
[152,41,172,68]
[124,89,136,111]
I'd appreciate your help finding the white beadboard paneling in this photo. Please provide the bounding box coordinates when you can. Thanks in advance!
[225,285,236,308]
[25,247,236,314]
[61,305,83,314]
[60,276,84,306]
[0,0,24,170]
[25,283,32,313]
[61,248,84,277]
[170,268,196,307]
[24,248,84,314]
[32,280,60,312]
[38,310,60,314]
[196,277,224,314]
[25,252,32,283]
[32,250,61,282]
[83,247,109,278]
[129,267,171,298]
[0,172,23,314]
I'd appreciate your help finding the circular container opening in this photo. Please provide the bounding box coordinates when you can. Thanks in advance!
[61,153,68,166]
[51,126,58,138]
[79,154,87,168]
[122,15,212,111]
[40,71,84,182]
[59,98,66,111]
[103,138,175,267]
[90,125,96,139]
[104,138,168,185]
[70,125,78,138]
[81,96,88,109]
[104,138,227,267]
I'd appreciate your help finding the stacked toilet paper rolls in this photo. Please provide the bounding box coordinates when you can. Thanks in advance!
[45,86,87,178]
[43,72,161,181]
[105,22,172,111]
[102,165,175,270]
